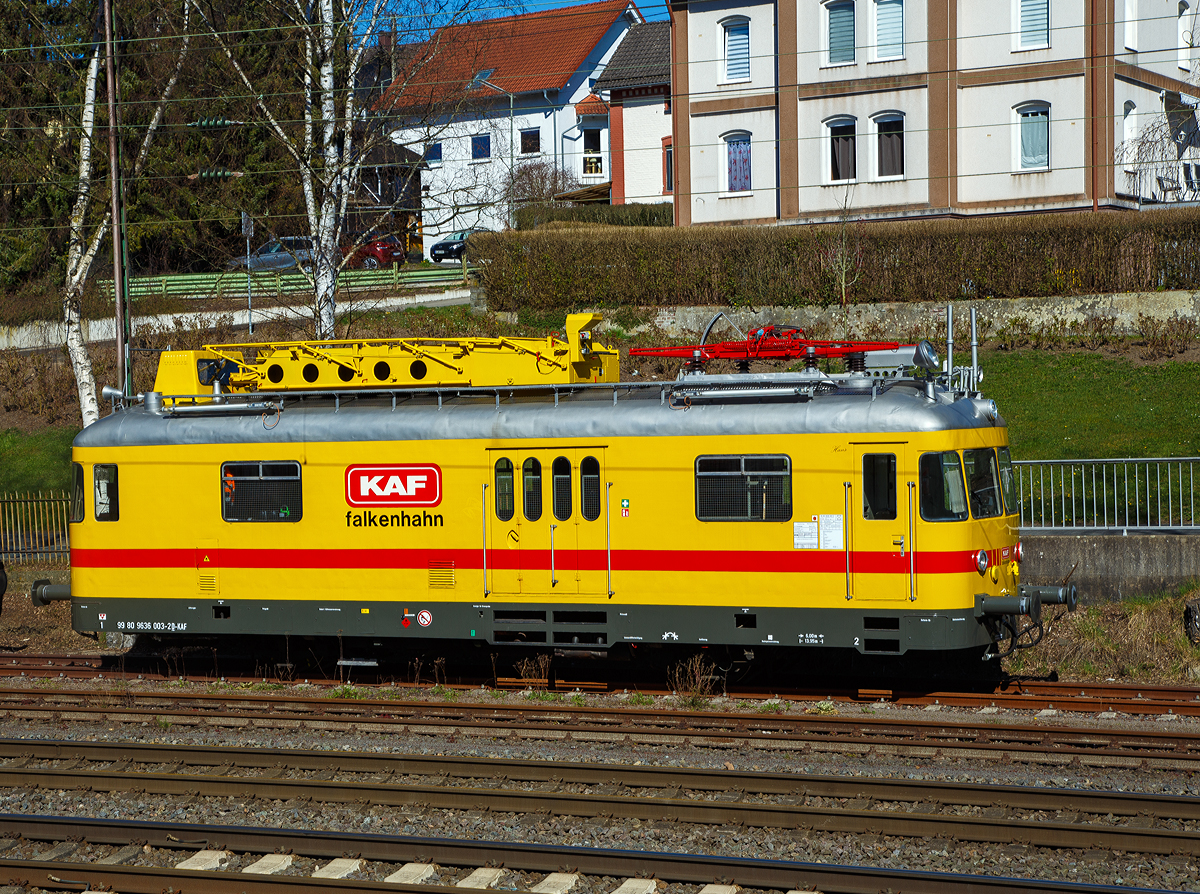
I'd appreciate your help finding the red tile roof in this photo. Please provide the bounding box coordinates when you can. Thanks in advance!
[377,0,640,112]
[575,92,609,117]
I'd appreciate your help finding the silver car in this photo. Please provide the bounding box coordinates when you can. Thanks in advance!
[226,237,313,272]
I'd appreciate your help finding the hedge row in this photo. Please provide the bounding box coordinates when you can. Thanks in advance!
[474,207,1200,310]
[514,202,673,230]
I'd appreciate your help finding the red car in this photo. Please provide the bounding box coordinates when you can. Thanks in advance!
[342,234,406,269]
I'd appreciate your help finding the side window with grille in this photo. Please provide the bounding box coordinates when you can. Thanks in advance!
[696,455,791,521]
[495,458,514,521]
[222,461,303,522]
[580,456,601,521]
[523,458,542,521]
[94,464,119,522]
[552,456,572,521]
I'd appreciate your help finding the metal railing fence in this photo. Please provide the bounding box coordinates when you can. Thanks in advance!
[0,491,71,565]
[1013,458,1200,532]
[98,265,472,302]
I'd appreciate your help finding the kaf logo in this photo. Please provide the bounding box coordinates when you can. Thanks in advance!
[345,464,442,507]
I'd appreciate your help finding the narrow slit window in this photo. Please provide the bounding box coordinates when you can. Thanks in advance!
[580,456,601,521]
[221,461,302,523]
[70,462,85,523]
[875,0,903,58]
[830,122,856,181]
[696,455,791,521]
[94,463,119,522]
[862,454,897,520]
[1020,0,1049,48]
[1019,105,1049,169]
[553,456,572,521]
[495,458,514,521]
[523,458,543,521]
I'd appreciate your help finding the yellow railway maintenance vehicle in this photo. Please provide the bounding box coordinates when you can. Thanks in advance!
[38,310,1074,665]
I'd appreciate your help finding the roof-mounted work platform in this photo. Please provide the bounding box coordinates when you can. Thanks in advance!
[153,313,618,395]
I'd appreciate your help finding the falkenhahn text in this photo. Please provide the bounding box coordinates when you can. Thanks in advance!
[345,510,444,527]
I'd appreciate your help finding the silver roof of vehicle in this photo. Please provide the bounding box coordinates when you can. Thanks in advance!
[75,381,1006,449]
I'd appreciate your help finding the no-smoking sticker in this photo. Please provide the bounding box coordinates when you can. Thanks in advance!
[417,609,433,627]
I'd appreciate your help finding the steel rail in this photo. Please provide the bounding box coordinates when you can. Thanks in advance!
[0,815,1177,894]
[2,743,1198,855]
[3,693,1200,765]
[3,739,1198,821]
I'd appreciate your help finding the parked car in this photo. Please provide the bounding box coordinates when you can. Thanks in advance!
[430,229,488,262]
[226,237,313,272]
[342,234,406,269]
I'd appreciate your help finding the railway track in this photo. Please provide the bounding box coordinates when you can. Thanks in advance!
[1,739,1197,856]
[1,687,1199,769]
[0,813,1179,894]
[4,655,1200,716]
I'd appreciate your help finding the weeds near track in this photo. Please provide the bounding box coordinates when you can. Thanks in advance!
[667,654,718,710]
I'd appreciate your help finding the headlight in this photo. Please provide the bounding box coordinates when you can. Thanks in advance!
[975,549,989,574]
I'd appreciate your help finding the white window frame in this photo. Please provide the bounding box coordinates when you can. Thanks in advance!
[824,115,858,184]
[721,130,753,196]
[1122,101,1138,170]
[1013,0,1050,51]
[822,0,856,67]
[871,111,905,180]
[870,0,904,62]
[720,16,752,84]
[1013,102,1050,173]
[1180,1,1194,71]
[1124,0,1138,51]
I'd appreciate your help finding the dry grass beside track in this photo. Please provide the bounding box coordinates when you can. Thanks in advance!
[1008,584,1200,683]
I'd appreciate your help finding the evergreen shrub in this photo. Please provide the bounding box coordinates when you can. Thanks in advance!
[473,207,1200,310]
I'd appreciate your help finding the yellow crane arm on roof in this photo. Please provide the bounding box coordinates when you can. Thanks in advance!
[152,313,618,396]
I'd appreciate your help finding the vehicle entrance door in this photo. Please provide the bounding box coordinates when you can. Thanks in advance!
[486,449,608,597]
[849,444,914,603]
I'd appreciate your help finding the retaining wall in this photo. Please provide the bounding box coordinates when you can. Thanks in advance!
[1021,533,1200,602]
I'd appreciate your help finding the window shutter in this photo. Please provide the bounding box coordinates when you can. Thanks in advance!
[1020,0,1048,47]
[725,22,750,79]
[829,2,855,63]
[875,0,903,57]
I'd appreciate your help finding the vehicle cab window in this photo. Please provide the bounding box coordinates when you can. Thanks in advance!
[94,464,119,521]
[963,448,1003,519]
[919,452,967,521]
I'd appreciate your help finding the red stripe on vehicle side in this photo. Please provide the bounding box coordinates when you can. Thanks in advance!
[72,548,980,575]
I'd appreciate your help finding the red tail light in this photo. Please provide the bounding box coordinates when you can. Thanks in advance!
[1014,540,1024,563]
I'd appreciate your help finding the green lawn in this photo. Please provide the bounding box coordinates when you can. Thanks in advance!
[0,427,78,494]
[982,351,1200,460]
[0,347,1196,496]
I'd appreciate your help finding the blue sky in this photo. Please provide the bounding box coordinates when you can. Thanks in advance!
[524,0,669,24]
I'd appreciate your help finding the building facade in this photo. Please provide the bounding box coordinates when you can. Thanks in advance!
[670,0,1200,226]
[382,0,643,254]
[595,21,676,204]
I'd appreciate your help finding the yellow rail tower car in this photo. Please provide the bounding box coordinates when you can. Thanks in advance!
[41,311,1074,664]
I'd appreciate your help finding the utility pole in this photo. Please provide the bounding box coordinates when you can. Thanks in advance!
[102,0,130,394]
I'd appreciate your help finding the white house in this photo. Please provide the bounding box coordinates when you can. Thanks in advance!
[594,21,675,205]
[668,0,1200,226]
[380,0,645,255]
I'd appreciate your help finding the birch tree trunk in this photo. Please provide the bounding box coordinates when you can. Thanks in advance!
[63,44,106,428]
[61,5,191,426]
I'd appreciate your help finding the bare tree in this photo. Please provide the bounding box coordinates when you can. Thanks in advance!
[818,186,864,330]
[1117,87,1200,203]
[503,158,579,208]
[59,1,191,426]
[189,0,508,339]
